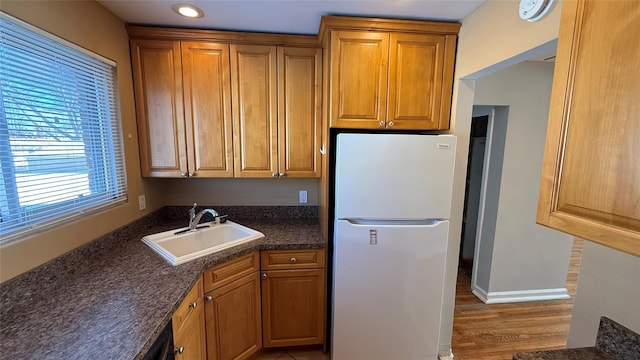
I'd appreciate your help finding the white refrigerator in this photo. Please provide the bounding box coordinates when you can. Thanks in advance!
[332,133,456,360]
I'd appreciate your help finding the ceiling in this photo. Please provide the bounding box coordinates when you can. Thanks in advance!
[97,0,487,35]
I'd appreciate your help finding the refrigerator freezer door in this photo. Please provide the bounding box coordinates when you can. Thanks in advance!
[331,219,449,360]
[335,133,456,220]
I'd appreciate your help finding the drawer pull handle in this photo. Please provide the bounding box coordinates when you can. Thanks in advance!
[189,301,197,309]
[262,273,267,279]
[290,257,297,263]
[175,346,184,354]
[205,295,213,302]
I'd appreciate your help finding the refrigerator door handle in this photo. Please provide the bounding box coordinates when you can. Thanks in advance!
[342,219,447,226]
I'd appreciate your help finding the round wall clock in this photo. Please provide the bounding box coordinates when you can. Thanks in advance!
[519,0,555,22]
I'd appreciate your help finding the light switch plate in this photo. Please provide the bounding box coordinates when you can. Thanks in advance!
[138,195,146,210]
[299,190,307,204]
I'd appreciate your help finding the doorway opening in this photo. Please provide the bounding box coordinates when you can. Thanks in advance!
[459,115,488,279]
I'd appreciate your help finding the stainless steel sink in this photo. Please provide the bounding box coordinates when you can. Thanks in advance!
[142,221,264,265]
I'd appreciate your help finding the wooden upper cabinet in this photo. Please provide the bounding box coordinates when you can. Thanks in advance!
[388,33,456,130]
[130,39,186,177]
[128,26,325,179]
[322,17,460,130]
[278,47,322,178]
[329,31,389,128]
[231,44,279,178]
[537,0,640,256]
[182,42,234,177]
[131,39,233,178]
[231,45,322,178]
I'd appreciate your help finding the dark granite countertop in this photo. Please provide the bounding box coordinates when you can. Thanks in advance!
[0,206,325,360]
[513,316,639,360]
[513,348,614,360]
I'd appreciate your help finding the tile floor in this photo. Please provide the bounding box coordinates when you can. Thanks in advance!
[251,348,330,360]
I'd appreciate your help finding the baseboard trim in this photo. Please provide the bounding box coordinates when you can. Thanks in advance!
[478,288,570,304]
[471,283,489,303]
[438,349,454,360]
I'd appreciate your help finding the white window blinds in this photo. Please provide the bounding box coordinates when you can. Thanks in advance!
[0,12,127,244]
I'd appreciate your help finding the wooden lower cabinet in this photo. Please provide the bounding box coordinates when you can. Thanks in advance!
[197,249,325,359]
[260,249,326,348]
[173,277,207,360]
[261,268,325,347]
[204,271,262,360]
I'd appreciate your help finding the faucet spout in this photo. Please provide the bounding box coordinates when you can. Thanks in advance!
[188,203,219,230]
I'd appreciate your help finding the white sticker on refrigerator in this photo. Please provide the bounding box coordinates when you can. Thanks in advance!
[369,230,378,245]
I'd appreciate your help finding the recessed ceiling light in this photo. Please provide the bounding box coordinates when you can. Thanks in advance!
[171,3,204,18]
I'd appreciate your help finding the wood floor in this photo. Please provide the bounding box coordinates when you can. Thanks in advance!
[451,238,583,360]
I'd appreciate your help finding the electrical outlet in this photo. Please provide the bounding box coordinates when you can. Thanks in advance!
[299,190,308,204]
[138,195,146,210]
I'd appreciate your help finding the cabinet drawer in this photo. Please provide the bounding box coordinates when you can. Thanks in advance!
[203,252,259,293]
[261,249,325,270]
[173,276,203,335]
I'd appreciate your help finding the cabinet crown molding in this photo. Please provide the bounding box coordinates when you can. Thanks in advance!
[318,15,461,42]
[126,25,320,47]
[127,15,460,46]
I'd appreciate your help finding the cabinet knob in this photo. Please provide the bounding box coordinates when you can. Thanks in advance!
[262,273,267,279]
[189,301,197,309]
[175,346,184,355]
[272,173,278,177]
[379,121,385,127]
[180,172,187,177]
[388,121,394,127]
[188,172,195,177]
[205,295,213,302]
[278,173,285,178]
[290,257,297,263]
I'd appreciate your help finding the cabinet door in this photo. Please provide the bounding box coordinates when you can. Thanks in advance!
[277,47,322,178]
[174,303,207,360]
[205,272,262,360]
[387,33,455,130]
[329,31,389,129]
[130,39,186,177]
[537,0,640,256]
[231,44,278,177]
[182,42,234,177]
[173,277,206,360]
[261,269,325,347]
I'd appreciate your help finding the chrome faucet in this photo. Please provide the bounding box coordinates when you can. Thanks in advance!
[188,203,219,230]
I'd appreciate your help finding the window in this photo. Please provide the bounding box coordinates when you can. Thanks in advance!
[0,12,127,244]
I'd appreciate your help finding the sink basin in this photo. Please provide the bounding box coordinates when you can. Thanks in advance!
[142,221,265,266]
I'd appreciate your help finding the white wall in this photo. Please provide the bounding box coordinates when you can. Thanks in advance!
[567,241,640,348]
[439,0,563,355]
[454,0,562,79]
[471,61,573,302]
[156,178,319,206]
